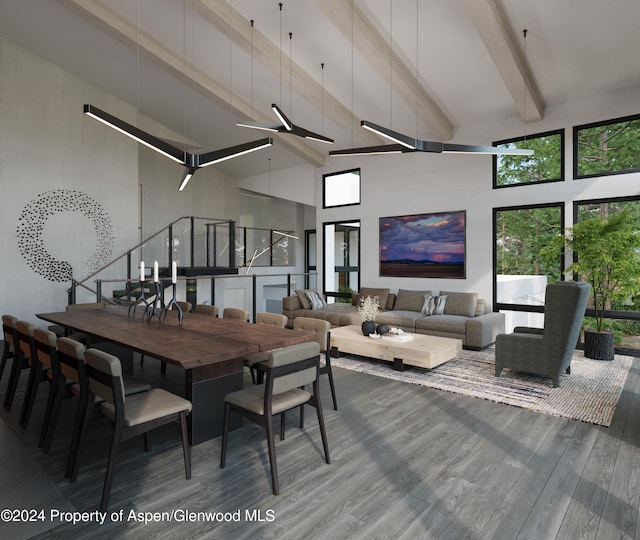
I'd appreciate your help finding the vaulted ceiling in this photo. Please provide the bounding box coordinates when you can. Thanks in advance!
[1,0,639,178]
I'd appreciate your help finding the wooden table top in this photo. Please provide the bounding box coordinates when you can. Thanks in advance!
[37,307,313,370]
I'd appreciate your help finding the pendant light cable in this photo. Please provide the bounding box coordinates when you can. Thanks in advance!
[523,29,528,141]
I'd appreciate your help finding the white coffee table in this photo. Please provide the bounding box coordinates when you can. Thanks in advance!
[330,325,463,371]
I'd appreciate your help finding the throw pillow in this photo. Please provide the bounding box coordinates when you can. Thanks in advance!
[358,287,390,311]
[295,289,317,310]
[305,290,327,310]
[439,291,478,318]
[394,289,432,312]
[422,294,447,316]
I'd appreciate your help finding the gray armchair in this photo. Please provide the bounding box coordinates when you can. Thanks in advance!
[495,282,591,387]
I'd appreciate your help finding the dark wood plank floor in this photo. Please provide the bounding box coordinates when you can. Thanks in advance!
[1,352,639,539]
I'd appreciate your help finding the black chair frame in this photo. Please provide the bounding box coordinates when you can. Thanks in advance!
[84,364,191,512]
[220,353,330,495]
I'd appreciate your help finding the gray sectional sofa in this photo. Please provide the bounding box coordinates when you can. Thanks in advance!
[282,287,505,350]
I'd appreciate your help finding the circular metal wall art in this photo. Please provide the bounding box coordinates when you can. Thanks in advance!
[17,189,114,282]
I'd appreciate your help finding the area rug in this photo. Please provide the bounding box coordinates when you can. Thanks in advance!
[332,347,634,426]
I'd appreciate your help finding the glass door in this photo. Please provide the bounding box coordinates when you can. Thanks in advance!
[323,220,360,303]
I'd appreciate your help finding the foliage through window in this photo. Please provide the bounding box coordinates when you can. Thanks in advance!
[494,204,563,307]
[574,197,640,351]
[574,114,640,178]
[493,130,564,188]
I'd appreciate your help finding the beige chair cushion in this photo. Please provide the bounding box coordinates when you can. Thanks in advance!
[56,336,86,383]
[225,385,311,415]
[243,351,270,366]
[122,375,152,395]
[16,321,35,356]
[2,315,17,347]
[84,349,125,404]
[256,312,288,327]
[33,328,57,369]
[293,318,329,353]
[223,308,249,321]
[195,304,218,317]
[100,388,191,426]
[175,301,192,312]
[268,341,320,393]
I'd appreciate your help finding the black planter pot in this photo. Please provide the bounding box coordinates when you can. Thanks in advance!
[584,329,615,361]
[361,320,376,336]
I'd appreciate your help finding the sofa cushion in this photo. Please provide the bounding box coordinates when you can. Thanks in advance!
[394,289,432,312]
[415,314,468,334]
[357,287,390,310]
[305,290,327,310]
[376,310,424,330]
[422,295,447,315]
[439,291,478,318]
[476,298,486,316]
[295,289,319,310]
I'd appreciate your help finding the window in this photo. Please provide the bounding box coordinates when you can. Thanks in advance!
[493,129,564,188]
[574,114,640,178]
[323,169,361,208]
[323,221,360,303]
[574,197,640,353]
[494,204,564,315]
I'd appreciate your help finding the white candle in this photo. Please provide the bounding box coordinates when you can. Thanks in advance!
[153,261,159,283]
[140,261,145,281]
[172,261,177,284]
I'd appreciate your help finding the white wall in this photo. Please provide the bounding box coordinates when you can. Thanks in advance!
[315,84,640,308]
[0,37,138,322]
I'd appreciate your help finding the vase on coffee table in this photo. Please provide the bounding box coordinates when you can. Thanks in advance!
[361,320,376,336]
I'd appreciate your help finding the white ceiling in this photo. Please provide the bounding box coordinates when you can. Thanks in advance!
[1,0,639,179]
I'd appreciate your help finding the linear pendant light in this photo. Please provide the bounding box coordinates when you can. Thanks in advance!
[330,0,533,159]
[340,120,533,156]
[84,104,188,164]
[237,3,334,144]
[84,104,272,191]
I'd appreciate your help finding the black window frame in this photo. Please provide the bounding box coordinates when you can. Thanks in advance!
[322,168,361,209]
[573,113,640,180]
[493,202,565,314]
[492,128,565,189]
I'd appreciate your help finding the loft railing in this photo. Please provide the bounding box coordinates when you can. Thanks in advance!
[91,272,317,323]
[69,216,298,305]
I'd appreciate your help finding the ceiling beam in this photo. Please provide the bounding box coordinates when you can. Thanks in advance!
[314,0,454,142]
[58,0,326,167]
[462,0,544,122]
[195,0,381,147]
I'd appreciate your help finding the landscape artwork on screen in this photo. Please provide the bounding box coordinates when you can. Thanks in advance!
[379,211,466,278]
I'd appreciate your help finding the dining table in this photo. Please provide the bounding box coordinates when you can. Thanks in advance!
[37,306,314,444]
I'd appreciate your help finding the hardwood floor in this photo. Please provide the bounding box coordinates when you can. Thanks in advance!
[1,353,639,539]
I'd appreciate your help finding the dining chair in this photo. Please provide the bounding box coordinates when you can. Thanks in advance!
[1,315,18,387]
[19,328,57,430]
[84,348,192,511]
[174,301,192,313]
[220,341,330,495]
[223,308,249,322]
[194,304,218,317]
[56,338,151,480]
[243,312,288,384]
[293,317,338,410]
[4,320,35,411]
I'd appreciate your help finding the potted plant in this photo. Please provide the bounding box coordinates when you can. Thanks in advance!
[358,295,380,336]
[550,209,640,360]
